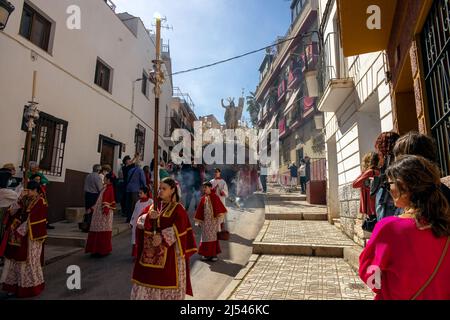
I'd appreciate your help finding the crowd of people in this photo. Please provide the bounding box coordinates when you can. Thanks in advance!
[353,131,450,299]
[0,152,235,300]
[3,130,448,300]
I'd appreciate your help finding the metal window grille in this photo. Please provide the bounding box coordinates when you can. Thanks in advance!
[23,111,68,176]
[135,124,146,160]
[421,0,450,176]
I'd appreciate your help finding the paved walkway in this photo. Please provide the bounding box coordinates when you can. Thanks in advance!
[219,184,373,300]
[228,255,373,300]
[257,220,355,247]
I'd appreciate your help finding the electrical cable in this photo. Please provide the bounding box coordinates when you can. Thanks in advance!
[171,31,318,76]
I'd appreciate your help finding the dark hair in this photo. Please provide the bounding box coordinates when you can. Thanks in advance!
[27,181,41,192]
[139,186,149,196]
[215,168,221,173]
[375,132,400,157]
[143,166,150,173]
[0,169,12,188]
[393,132,438,163]
[386,155,450,237]
[161,177,180,202]
[203,181,213,188]
[122,155,131,165]
[30,174,41,181]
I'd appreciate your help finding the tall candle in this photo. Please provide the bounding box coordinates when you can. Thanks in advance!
[32,71,37,100]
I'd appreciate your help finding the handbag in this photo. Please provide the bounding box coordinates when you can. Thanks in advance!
[362,215,377,232]
[217,230,230,241]
[411,236,450,300]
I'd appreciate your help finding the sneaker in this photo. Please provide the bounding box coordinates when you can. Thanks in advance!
[201,256,209,261]
[210,257,218,262]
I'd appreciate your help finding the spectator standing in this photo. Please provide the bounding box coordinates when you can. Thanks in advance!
[80,164,103,232]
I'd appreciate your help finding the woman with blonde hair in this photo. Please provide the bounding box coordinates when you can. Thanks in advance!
[352,152,380,231]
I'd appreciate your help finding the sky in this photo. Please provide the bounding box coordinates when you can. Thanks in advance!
[113,0,292,125]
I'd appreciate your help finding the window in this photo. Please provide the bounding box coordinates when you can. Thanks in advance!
[19,3,52,52]
[94,59,113,92]
[22,111,68,176]
[141,71,149,97]
[135,124,146,161]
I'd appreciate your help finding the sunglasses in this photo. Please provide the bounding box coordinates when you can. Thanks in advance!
[385,181,396,192]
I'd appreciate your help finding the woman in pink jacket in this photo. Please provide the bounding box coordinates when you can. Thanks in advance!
[359,155,450,300]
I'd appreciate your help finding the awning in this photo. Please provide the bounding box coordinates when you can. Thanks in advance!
[337,0,397,57]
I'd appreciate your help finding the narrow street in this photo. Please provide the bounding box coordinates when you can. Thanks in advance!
[0,195,265,300]
[1,0,449,304]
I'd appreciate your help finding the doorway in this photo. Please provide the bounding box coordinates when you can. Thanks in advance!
[98,135,122,173]
[101,140,115,169]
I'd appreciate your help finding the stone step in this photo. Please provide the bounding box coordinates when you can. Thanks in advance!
[343,246,364,273]
[265,212,328,221]
[46,235,87,248]
[46,216,130,248]
[266,194,307,202]
[253,220,355,258]
[253,242,347,257]
[264,200,328,221]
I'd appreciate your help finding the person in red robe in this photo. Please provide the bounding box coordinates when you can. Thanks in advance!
[131,177,197,300]
[1,181,47,298]
[85,173,116,256]
[352,152,380,217]
[195,181,227,262]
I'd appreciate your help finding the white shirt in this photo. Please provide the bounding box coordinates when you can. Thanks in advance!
[299,165,306,177]
[210,178,228,206]
[130,198,153,245]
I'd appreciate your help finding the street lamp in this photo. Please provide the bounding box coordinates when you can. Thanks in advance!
[0,0,14,30]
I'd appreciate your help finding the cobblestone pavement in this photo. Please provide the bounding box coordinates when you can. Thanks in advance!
[228,255,374,300]
[259,220,355,247]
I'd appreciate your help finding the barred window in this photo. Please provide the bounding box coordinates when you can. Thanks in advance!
[141,71,149,97]
[22,111,68,176]
[135,124,145,161]
[94,58,113,93]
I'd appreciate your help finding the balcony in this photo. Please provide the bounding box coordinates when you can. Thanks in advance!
[317,79,354,112]
[317,32,354,113]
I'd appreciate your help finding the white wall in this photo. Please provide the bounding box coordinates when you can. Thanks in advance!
[0,0,172,180]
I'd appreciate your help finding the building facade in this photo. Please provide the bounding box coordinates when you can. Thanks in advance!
[0,0,173,221]
[317,0,394,245]
[319,0,450,245]
[256,0,326,186]
[337,0,449,177]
